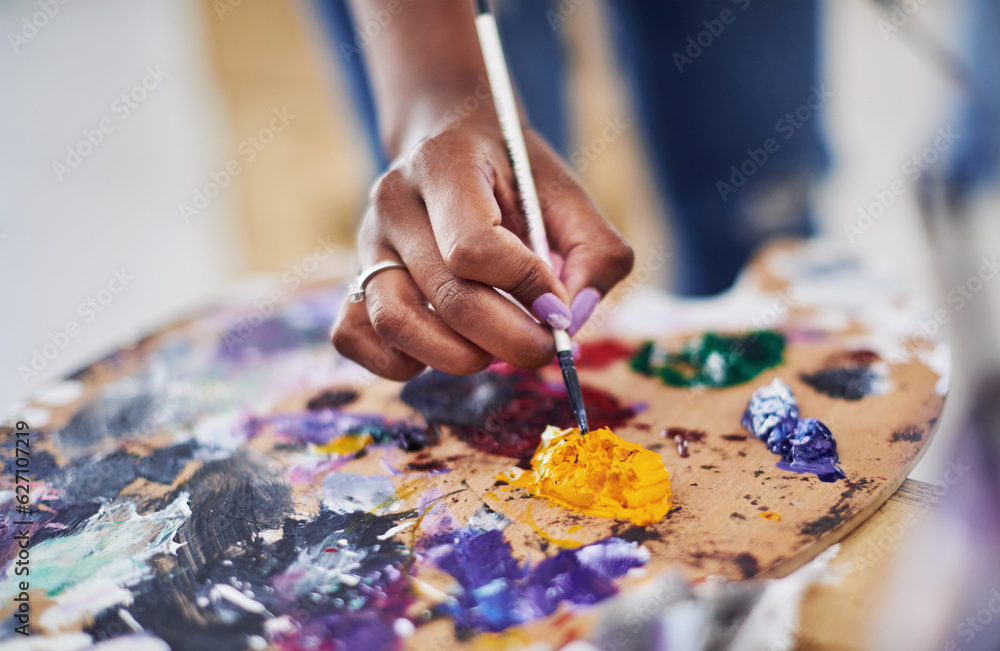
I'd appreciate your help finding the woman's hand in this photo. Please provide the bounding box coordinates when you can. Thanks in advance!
[331,117,634,380]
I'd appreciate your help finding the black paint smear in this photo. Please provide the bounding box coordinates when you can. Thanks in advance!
[116,451,417,650]
[55,449,139,502]
[43,441,200,504]
[407,459,448,472]
[404,368,635,465]
[27,501,102,545]
[56,387,159,452]
[891,427,923,443]
[612,524,661,544]
[730,513,746,520]
[2,449,59,479]
[800,367,876,401]
[401,370,515,427]
[733,553,760,579]
[135,440,198,484]
[721,434,748,442]
[800,477,875,537]
[306,389,359,411]
[122,452,295,651]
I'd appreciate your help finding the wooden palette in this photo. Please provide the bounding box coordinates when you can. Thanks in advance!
[0,241,946,648]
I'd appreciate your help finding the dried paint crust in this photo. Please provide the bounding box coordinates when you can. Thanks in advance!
[499,426,673,526]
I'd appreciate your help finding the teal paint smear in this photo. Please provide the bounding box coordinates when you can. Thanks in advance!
[630,331,785,388]
[0,494,190,600]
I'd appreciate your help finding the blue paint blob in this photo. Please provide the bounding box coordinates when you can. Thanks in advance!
[777,418,847,482]
[427,527,648,633]
[741,378,799,459]
[742,379,845,482]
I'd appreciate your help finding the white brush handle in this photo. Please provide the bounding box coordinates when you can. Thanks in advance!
[474,12,551,265]
[475,11,573,355]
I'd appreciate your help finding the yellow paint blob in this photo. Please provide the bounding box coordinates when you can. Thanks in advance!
[499,426,673,526]
[759,511,782,522]
[316,434,371,455]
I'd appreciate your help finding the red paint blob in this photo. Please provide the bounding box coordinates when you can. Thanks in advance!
[450,370,636,467]
[574,339,637,369]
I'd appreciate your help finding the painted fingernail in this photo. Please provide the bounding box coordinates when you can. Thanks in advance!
[532,293,572,330]
[568,288,601,336]
[570,341,580,360]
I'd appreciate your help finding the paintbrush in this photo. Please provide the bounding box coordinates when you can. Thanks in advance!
[472,0,589,434]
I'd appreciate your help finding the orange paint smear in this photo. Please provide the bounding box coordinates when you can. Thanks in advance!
[759,511,782,522]
[499,426,673,526]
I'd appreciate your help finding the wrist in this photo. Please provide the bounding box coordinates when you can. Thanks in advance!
[382,80,501,159]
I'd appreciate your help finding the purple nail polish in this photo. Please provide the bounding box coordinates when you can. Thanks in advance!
[570,341,580,360]
[532,293,572,330]
[568,288,601,336]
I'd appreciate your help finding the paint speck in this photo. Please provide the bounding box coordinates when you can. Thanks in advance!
[759,512,782,522]
[891,427,922,443]
[306,389,359,411]
[733,553,760,579]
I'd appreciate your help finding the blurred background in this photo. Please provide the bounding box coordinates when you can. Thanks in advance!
[1,0,998,482]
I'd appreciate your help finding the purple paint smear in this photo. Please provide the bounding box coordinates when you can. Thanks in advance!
[425,527,649,633]
[742,379,846,482]
[246,410,433,452]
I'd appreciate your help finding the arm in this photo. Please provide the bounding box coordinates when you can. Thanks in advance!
[332,0,634,380]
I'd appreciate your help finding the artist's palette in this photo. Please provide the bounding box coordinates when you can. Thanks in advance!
[0,241,945,649]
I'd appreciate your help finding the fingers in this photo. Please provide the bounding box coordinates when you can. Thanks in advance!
[364,265,494,375]
[378,201,556,368]
[330,298,427,382]
[526,134,635,334]
[410,139,572,329]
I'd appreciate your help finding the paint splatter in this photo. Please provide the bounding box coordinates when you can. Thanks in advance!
[425,526,648,634]
[403,369,635,465]
[499,426,673,526]
[630,331,785,388]
[759,512,782,522]
[742,379,845,482]
[661,427,706,458]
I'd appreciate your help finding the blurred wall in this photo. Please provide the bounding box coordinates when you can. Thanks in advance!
[0,0,243,410]
[199,0,371,272]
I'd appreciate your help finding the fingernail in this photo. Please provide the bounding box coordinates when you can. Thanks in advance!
[532,293,572,330]
[570,341,580,360]
[568,288,601,336]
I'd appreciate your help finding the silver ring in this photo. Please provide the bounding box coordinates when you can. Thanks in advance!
[349,261,407,302]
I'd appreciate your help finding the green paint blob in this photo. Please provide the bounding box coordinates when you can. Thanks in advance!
[630,331,786,388]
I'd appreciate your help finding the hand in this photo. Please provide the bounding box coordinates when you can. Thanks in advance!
[331,118,634,381]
